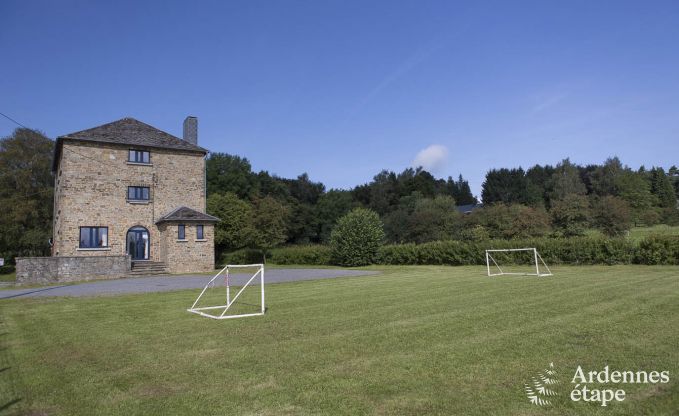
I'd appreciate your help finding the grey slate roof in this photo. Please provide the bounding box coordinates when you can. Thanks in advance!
[156,206,220,224]
[53,117,207,171]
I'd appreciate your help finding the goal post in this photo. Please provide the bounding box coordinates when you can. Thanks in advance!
[485,248,552,277]
[187,263,265,319]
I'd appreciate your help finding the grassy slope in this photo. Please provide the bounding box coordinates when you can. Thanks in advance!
[627,224,679,242]
[1,265,678,415]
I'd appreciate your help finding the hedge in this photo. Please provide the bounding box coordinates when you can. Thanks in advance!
[634,235,679,265]
[377,237,635,266]
[220,245,331,266]
[269,245,331,265]
[244,235,679,266]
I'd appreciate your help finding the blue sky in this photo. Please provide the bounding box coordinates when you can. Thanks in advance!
[2,1,678,197]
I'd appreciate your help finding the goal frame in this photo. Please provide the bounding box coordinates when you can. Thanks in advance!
[187,263,265,319]
[485,248,552,277]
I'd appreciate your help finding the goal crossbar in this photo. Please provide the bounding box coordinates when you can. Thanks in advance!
[485,248,552,277]
[187,263,265,319]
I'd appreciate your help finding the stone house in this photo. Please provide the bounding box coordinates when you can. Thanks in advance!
[48,116,219,276]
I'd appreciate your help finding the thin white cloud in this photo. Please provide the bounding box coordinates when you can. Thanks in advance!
[413,144,449,173]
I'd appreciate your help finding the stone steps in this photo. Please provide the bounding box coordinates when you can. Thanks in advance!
[130,261,169,276]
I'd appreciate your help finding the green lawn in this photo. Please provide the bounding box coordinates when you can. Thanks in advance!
[0,272,15,283]
[1,265,678,415]
[584,224,679,242]
[627,224,679,242]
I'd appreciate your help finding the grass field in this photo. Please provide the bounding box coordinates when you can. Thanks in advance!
[584,224,679,241]
[1,265,678,415]
[627,224,679,242]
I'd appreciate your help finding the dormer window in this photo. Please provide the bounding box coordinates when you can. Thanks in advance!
[128,149,150,164]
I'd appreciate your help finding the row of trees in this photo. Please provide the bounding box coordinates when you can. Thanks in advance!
[1,127,678,264]
[205,153,479,256]
[482,158,678,225]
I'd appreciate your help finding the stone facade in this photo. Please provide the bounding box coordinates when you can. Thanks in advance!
[16,255,131,285]
[49,119,217,276]
[158,223,215,273]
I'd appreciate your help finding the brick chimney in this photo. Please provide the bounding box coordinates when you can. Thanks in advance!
[183,116,198,145]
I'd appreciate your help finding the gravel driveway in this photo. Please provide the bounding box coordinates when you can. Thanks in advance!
[0,269,379,299]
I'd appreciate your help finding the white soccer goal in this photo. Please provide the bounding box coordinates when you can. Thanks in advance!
[187,264,265,319]
[485,248,552,277]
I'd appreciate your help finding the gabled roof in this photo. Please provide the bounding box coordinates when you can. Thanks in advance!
[156,206,220,224]
[52,117,207,172]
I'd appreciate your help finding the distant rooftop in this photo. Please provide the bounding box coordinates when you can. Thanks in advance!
[456,203,483,214]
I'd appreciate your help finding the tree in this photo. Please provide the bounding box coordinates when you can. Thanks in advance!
[469,204,551,239]
[588,157,623,196]
[0,128,54,262]
[330,208,384,266]
[284,173,325,205]
[447,174,477,205]
[206,192,254,253]
[251,196,290,253]
[591,196,631,237]
[615,170,656,225]
[481,168,531,205]
[525,164,555,208]
[550,194,590,237]
[206,153,258,199]
[649,167,676,209]
[313,190,355,242]
[384,194,460,244]
[548,159,587,201]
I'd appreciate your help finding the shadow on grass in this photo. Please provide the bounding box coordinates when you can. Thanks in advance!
[0,398,22,412]
[0,285,69,300]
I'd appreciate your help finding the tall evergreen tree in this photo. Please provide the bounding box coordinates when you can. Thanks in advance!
[649,167,677,208]
[447,174,477,205]
[481,168,529,204]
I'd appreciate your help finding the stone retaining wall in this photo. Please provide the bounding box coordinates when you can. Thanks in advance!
[16,255,131,285]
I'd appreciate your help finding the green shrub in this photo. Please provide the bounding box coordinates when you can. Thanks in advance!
[377,237,634,266]
[634,235,679,265]
[269,245,332,265]
[330,208,385,266]
[219,249,266,266]
[239,235,678,267]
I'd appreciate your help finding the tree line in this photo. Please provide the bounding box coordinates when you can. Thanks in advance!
[1,128,678,266]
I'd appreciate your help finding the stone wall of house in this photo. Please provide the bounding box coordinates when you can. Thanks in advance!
[52,141,208,268]
[15,255,131,285]
[159,223,215,274]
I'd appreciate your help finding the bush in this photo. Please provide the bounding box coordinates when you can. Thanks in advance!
[246,235,678,267]
[330,208,385,266]
[591,196,631,236]
[219,248,266,266]
[377,237,635,266]
[634,235,679,265]
[269,245,331,265]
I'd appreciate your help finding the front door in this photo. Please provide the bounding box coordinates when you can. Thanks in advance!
[126,227,150,260]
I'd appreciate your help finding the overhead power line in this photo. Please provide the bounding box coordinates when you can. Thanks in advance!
[0,111,31,130]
